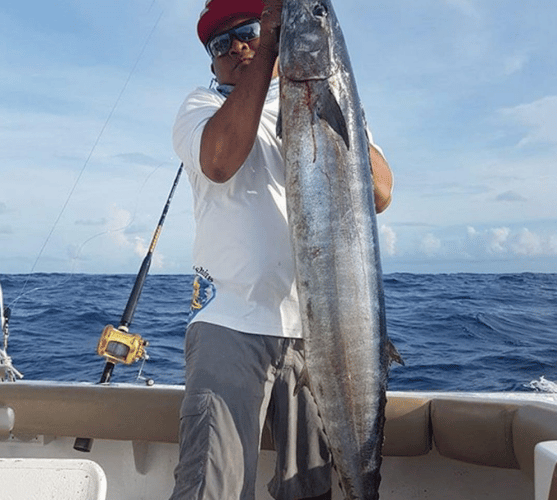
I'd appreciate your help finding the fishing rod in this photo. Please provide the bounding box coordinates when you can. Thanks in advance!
[74,162,183,453]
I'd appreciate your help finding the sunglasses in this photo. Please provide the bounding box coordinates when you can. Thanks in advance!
[205,19,261,59]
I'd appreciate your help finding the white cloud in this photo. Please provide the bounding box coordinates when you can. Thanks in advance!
[132,236,164,269]
[549,235,557,254]
[465,226,511,255]
[379,224,557,273]
[511,228,543,256]
[102,206,165,270]
[108,206,134,247]
[500,96,557,147]
[380,224,397,256]
[487,227,510,254]
[466,225,557,257]
[419,233,442,256]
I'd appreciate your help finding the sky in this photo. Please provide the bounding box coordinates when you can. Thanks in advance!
[1,0,556,275]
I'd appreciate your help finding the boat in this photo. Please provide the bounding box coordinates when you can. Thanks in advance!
[2,287,557,500]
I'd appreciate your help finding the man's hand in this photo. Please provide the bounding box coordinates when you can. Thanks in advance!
[259,0,282,54]
[369,145,393,214]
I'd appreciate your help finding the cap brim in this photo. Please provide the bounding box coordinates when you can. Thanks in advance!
[198,0,264,45]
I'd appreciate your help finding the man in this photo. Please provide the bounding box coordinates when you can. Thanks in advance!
[169,1,393,499]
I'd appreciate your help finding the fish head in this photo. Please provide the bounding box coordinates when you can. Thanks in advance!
[279,0,339,81]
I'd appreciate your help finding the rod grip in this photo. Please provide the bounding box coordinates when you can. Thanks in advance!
[73,362,116,452]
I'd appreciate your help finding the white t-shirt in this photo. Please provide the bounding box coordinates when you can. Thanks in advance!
[173,80,302,338]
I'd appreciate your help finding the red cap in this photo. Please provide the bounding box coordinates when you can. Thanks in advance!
[197,0,264,45]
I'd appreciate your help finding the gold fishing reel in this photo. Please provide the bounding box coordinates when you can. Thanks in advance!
[97,325,148,365]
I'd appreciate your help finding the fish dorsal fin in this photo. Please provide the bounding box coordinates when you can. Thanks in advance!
[316,84,350,150]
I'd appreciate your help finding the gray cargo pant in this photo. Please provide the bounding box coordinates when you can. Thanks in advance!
[168,322,331,500]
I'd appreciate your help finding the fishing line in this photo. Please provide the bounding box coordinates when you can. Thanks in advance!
[6,160,169,312]
[8,6,165,311]
[66,162,168,272]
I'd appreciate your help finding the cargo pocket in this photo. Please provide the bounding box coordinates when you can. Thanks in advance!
[174,390,245,500]
[180,390,211,419]
[175,391,213,495]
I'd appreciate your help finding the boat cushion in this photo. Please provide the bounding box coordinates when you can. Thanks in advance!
[383,395,431,456]
[513,405,557,479]
[431,399,520,469]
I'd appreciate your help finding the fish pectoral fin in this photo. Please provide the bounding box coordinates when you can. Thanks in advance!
[316,84,350,150]
[294,365,312,396]
[388,339,404,366]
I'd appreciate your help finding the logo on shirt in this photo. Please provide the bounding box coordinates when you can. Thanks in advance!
[193,266,214,282]
[186,267,216,327]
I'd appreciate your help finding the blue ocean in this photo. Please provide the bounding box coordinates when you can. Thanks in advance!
[1,273,556,392]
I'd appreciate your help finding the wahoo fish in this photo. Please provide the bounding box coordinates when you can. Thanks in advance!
[278,1,400,499]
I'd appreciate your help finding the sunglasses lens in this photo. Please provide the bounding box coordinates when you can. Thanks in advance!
[206,20,261,58]
[208,34,231,58]
[235,22,260,42]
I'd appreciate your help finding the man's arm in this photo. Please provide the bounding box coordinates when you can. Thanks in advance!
[370,144,393,214]
[200,2,282,183]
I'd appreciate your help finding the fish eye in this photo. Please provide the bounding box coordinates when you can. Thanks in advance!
[312,2,328,17]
